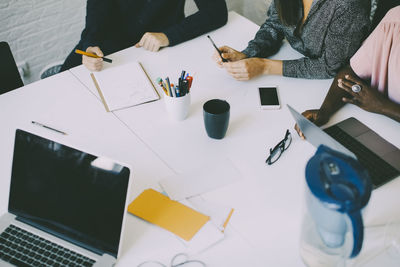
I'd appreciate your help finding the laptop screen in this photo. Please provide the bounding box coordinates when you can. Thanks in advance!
[8,129,130,258]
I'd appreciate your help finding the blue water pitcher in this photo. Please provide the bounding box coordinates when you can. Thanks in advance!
[300,145,372,267]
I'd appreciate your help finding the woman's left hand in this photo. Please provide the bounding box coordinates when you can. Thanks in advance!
[338,74,389,113]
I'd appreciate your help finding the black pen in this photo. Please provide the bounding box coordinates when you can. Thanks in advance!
[182,80,189,96]
[31,121,67,135]
[207,35,228,63]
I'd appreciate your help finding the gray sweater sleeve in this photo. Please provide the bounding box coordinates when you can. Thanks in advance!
[241,2,284,58]
[283,2,370,79]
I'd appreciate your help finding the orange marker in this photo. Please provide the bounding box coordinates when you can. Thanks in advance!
[186,76,193,91]
[75,49,112,63]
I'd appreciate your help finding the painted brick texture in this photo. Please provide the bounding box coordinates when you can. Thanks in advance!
[0,0,86,84]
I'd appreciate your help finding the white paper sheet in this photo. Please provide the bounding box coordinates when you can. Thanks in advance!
[187,196,233,231]
[178,199,225,253]
[93,62,159,111]
[159,158,242,201]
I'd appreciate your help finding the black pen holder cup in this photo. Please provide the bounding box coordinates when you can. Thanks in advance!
[203,99,230,139]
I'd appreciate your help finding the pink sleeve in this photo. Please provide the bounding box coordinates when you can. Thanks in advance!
[350,7,400,102]
[350,27,377,80]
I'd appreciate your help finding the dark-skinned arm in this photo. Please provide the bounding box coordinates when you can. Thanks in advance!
[295,66,354,138]
[379,102,400,123]
[296,65,400,137]
[316,66,356,122]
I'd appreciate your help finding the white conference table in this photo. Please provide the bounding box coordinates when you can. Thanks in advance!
[70,11,400,266]
[1,11,400,267]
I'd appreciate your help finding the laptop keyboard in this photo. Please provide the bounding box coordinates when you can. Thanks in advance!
[324,125,400,188]
[0,224,96,267]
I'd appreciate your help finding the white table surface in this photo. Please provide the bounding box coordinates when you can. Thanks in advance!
[2,11,400,267]
[70,12,400,265]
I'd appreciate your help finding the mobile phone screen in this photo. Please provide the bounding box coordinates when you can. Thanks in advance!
[259,87,279,106]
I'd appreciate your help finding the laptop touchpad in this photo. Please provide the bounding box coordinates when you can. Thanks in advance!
[356,131,399,157]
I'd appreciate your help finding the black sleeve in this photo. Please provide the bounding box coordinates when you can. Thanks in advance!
[80,0,114,52]
[162,0,228,46]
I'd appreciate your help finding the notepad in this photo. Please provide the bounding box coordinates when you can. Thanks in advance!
[91,62,159,112]
[127,189,210,241]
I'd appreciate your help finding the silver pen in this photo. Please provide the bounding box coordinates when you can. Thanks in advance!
[31,121,67,135]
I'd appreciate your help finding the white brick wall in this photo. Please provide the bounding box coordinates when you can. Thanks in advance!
[243,0,269,26]
[0,0,86,84]
[0,0,269,85]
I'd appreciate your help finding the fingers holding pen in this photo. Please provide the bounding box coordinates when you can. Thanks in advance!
[82,46,104,71]
[212,46,248,67]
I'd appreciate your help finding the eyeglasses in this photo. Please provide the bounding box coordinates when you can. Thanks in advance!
[137,253,206,267]
[266,129,292,165]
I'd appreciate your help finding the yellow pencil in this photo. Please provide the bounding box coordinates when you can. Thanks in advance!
[222,208,234,233]
[75,49,112,63]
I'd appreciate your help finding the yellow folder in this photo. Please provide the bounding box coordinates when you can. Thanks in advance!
[127,189,209,241]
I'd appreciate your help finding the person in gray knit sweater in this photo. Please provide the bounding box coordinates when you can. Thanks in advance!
[213,0,371,80]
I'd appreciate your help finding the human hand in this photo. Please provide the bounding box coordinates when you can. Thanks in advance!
[82,46,104,71]
[135,32,169,52]
[213,46,247,66]
[294,109,330,139]
[338,74,388,114]
[222,58,271,81]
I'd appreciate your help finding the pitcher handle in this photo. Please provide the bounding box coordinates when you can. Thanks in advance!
[348,210,364,258]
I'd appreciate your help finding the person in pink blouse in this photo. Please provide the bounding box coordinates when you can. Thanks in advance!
[296,5,400,137]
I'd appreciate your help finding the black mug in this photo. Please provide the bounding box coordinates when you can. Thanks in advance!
[203,99,230,139]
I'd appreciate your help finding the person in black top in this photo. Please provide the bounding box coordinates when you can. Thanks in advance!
[61,0,228,71]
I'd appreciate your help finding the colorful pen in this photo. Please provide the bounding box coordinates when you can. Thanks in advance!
[171,83,176,97]
[156,77,168,95]
[178,77,182,93]
[182,80,189,96]
[186,76,193,91]
[166,78,175,97]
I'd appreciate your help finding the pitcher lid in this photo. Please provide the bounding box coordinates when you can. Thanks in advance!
[305,145,372,213]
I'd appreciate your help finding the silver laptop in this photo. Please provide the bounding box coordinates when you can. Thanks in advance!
[288,105,400,189]
[0,129,132,267]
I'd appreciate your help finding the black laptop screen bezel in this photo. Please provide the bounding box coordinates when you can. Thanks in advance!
[8,129,130,257]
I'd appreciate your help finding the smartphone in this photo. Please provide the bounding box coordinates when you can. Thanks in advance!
[258,87,281,109]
